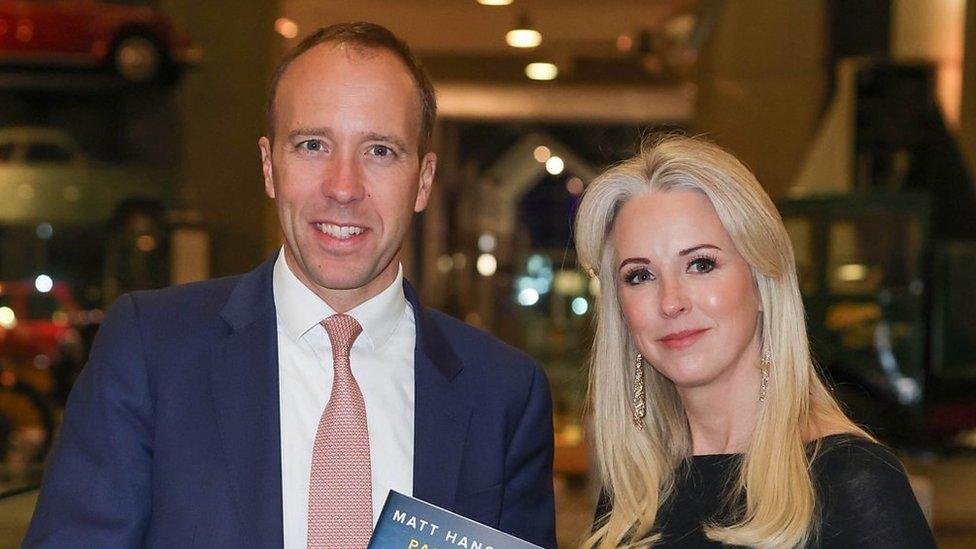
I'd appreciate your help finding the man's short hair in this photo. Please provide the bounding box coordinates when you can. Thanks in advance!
[265,22,437,155]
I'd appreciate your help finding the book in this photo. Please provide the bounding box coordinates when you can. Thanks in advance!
[368,490,543,549]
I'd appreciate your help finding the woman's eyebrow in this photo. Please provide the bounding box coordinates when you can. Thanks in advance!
[678,244,721,256]
[618,257,650,270]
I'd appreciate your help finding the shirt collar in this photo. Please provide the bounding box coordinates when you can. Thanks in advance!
[272,248,407,351]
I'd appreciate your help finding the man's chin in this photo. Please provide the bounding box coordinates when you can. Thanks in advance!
[309,273,373,292]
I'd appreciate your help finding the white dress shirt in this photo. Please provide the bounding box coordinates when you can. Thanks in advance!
[274,251,415,548]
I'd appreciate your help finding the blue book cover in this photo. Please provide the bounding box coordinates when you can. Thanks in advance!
[368,490,543,549]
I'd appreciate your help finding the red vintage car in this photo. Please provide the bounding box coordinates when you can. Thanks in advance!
[0,279,82,367]
[0,0,201,84]
[0,278,100,407]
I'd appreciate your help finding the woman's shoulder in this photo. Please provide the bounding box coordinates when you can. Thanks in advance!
[808,433,904,478]
[807,433,936,548]
[808,433,916,504]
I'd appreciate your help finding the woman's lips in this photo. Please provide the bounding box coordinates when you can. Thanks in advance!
[658,328,710,350]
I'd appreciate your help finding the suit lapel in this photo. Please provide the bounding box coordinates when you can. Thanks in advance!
[406,281,474,510]
[210,256,283,546]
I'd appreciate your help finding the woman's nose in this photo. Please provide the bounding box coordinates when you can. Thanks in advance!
[659,278,690,318]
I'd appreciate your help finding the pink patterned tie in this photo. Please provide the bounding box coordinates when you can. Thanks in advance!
[307,314,372,548]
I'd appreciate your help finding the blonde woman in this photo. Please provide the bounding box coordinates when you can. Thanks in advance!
[575,135,934,548]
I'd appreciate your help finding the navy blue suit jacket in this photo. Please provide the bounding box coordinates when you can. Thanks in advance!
[24,256,556,547]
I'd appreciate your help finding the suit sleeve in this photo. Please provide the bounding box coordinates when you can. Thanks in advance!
[23,294,154,548]
[499,361,556,548]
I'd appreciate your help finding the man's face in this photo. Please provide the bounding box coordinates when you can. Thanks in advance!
[259,43,436,311]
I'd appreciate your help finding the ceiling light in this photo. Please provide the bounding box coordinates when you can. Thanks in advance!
[507,29,541,48]
[478,0,513,5]
[506,15,541,48]
[525,62,558,81]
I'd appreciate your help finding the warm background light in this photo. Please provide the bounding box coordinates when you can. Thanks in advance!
[565,176,584,195]
[275,17,299,39]
[0,306,16,329]
[533,145,551,163]
[476,253,498,277]
[505,28,542,49]
[477,0,513,5]
[525,62,558,81]
[616,34,633,52]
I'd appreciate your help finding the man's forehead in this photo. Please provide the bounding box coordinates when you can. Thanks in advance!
[284,42,412,86]
[275,44,420,118]
[269,39,427,150]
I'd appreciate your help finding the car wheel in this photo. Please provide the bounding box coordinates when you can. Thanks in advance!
[112,34,164,84]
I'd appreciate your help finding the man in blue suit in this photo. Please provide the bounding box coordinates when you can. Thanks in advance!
[25,22,556,548]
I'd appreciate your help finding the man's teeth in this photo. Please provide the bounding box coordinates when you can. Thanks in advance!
[315,223,365,238]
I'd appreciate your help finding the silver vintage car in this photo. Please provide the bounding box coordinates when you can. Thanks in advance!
[0,126,172,225]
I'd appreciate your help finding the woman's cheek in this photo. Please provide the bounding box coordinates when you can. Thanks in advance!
[619,289,652,336]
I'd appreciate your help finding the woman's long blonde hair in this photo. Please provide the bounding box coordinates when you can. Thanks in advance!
[575,135,864,548]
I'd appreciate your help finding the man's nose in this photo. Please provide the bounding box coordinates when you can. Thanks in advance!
[659,277,690,318]
[322,153,365,204]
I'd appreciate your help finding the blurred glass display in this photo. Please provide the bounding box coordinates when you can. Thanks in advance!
[931,242,976,382]
[826,214,922,295]
[784,216,817,294]
[779,194,931,448]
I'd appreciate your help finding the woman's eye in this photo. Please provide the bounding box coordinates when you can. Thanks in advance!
[625,268,654,285]
[688,256,716,273]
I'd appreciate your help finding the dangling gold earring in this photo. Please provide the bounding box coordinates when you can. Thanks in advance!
[759,347,771,403]
[633,352,646,429]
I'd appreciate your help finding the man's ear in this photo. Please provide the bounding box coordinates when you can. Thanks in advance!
[414,151,437,212]
[259,136,275,199]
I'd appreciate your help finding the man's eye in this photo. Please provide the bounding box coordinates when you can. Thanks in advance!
[299,140,324,152]
[625,268,653,285]
[688,256,716,273]
[368,145,394,158]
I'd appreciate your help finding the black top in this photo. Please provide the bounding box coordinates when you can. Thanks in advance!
[594,435,936,548]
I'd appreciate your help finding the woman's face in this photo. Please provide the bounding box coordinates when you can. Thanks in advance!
[612,190,762,390]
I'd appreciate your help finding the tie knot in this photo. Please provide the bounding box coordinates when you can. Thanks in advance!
[321,314,362,358]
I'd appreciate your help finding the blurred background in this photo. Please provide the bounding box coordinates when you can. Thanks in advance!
[0,0,974,546]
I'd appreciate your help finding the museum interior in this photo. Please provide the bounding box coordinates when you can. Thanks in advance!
[0,0,975,546]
